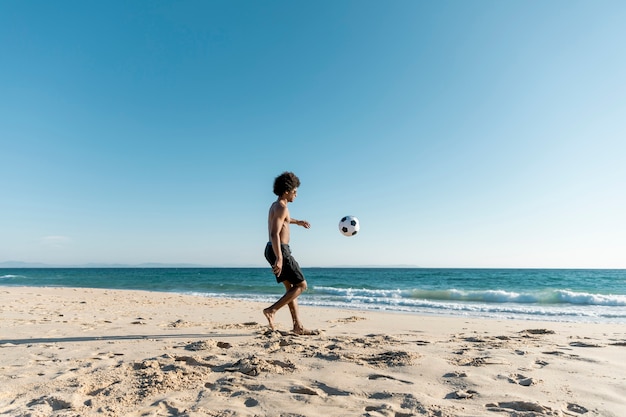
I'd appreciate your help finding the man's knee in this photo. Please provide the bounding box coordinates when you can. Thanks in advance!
[296,280,307,291]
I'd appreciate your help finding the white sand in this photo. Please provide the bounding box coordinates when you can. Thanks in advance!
[1,287,625,416]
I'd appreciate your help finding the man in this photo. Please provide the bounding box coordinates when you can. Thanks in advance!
[263,171,314,335]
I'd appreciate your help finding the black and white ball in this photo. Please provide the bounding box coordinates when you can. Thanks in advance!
[338,215,360,237]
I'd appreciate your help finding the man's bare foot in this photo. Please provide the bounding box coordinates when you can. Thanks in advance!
[263,308,276,330]
[293,326,319,336]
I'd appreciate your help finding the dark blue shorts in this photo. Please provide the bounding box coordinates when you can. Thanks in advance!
[264,242,306,284]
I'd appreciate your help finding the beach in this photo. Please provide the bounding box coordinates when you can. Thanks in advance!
[1,287,625,417]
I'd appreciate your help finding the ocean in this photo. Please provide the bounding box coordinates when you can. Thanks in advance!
[1,268,625,324]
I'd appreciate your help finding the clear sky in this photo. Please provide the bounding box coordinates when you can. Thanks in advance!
[1,1,625,268]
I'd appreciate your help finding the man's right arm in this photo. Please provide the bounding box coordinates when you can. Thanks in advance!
[269,205,287,276]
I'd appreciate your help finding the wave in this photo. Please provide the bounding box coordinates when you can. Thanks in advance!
[0,275,24,279]
[195,290,626,323]
[312,286,626,307]
[306,297,626,321]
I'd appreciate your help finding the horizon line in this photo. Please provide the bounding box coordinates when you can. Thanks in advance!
[1,261,624,270]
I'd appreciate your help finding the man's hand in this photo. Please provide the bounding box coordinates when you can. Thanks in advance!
[272,259,283,277]
[298,220,311,229]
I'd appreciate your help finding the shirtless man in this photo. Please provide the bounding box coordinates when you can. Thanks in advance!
[263,172,313,334]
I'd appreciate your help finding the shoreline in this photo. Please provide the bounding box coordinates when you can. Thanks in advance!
[2,267,625,325]
[2,286,625,416]
[3,283,624,325]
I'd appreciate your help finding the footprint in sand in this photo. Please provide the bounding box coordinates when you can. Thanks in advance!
[368,373,413,384]
[443,371,468,378]
[168,319,192,328]
[291,382,351,397]
[291,386,318,395]
[244,397,259,407]
[366,393,436,416]
[566,403,589,414]
[521,329,556,335]
[506,373,539,386]
[330,316,366,323]
[215,321,260,330]
[446,389,478,399]
[185,340,232,351]
[486,401,554,414]
[569,341,604,348]
[217,355,296,376]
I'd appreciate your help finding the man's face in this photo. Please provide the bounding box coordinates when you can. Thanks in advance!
[287,188,298,202]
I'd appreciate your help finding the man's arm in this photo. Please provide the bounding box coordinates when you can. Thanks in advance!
[269,205,288,276]
[289,218,311,228]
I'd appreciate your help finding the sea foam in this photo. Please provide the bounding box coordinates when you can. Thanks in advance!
[312,286,626,306]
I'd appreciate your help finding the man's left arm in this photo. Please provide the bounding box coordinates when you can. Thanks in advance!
[290,218,311,229]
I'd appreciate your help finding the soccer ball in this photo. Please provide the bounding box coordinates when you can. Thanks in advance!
[338,215,360,237]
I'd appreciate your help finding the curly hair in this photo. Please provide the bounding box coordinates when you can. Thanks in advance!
[273,171,301,196]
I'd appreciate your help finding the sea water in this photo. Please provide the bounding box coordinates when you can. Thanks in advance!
[1,268,625,323]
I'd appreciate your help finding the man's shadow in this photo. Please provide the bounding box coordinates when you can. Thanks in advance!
[0,333,251,345]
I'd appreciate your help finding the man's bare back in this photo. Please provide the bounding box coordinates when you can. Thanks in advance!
[268,200,291,245]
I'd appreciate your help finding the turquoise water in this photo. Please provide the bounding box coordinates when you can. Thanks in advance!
[1,268,625,323]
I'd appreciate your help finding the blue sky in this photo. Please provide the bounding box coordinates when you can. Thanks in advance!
[1,1,625,268]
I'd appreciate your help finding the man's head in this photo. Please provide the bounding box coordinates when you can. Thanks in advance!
[273,171,301,197]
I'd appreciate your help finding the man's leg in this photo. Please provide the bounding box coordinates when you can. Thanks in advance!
[263,280,307,331]
[285,283,304,333]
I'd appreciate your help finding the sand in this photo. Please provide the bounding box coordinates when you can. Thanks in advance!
[1,287,625,417]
